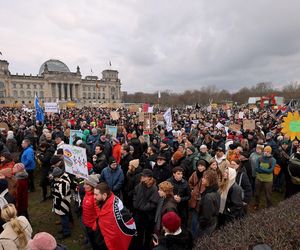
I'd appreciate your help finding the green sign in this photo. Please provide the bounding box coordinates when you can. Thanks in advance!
[289,120,300,132]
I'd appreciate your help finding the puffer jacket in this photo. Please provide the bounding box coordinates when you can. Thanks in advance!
[82,191,98,229]
[100,166,124,195]
[21,146,35,170]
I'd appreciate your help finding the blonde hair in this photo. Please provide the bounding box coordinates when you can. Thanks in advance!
[1,204,28,248]
[158,181,174,198]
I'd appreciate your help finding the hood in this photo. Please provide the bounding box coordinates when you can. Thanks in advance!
[228,167,236,188]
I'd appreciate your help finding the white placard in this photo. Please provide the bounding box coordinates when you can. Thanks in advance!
[216,122,224,129]
[44,102,59,113]
[163,108,173,132]
[238,112,244,119]
[61,144,88,179]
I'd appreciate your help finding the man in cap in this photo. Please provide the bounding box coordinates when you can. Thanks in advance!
[100,156,124,197]
[198,145,212,163]
[254,146,276,209]
[153,154,172,185]
[159,138,172,163]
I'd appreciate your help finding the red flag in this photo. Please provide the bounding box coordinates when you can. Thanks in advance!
[97,194,136,250]
[143,103,149,112]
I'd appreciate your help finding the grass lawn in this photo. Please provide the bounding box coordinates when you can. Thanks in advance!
[28,168,86,250]
[28,168,284,249]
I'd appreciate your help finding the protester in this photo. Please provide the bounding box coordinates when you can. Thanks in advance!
[153,155,172,185]
[28,232,67,250]
[0,203,32,249]
[94,182,136,250]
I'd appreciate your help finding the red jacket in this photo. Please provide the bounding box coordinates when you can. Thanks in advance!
[112,143,122,164]
[82,191,98,229]
[16,178,28,214]
[97,193,136,250]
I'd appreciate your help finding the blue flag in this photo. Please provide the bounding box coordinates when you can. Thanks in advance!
[34,94,44,123]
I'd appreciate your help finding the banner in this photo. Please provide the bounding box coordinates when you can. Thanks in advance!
[105,125,117,138]
[44,102,59,113]
[69,130,84,145]
[143,113,153,134]
[238,112,244,119]
[164,108,172,132]
[243,120,255,131]
[61,144,88,179]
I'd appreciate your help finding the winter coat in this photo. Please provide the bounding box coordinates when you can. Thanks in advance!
[100,166,124,196]
[125,166,143,198]
[5,138,18,154]
[159,146,172,163]
[21,146,35,171]
[154,197,177,233]
[153,227,193,250]
[0,216,32,250]
[86,134,100,154]
[198,185,220,230]
[256,155,276,182]
[120,153,133,176]
[38,146,55,174]
[188,172,205,209]
[112,143,122,164]
[224,183,244,221]
[249,152,261,177]
[82,191,98,229]
[133,182,159,221]
[182,152,200,179]
[15,171,29,214]
[167,176,191,211]
[52,173,71,216]
[153,163,172,185]
[129,138,143,160]
[236,168,253,204]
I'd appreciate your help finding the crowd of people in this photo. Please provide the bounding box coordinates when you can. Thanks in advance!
[0,105,299,249]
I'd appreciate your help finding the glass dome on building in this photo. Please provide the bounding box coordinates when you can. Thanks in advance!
[39,59,70,75]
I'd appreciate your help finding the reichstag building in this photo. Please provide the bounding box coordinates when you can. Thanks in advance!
[0,58,122,105]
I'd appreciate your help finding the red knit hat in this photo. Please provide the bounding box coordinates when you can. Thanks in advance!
[162,212,181,233]
[172,151,184,161]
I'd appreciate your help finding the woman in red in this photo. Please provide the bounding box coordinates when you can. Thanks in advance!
[82,174,106,250]
[0,152,15,172]
[112,138,122,164]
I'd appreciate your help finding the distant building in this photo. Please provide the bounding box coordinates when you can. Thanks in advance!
[0,59,122,105]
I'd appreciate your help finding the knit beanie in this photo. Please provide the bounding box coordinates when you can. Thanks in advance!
[28,232,57,250]
[129,159,139,169]
[162,212,181,233]
[84,174,99,188]
[172,151,184,161]
[52,167,64,178]
[187,146,195,153]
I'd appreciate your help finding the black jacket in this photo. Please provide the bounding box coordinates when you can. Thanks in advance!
[225,183,244,220]
[125,166,143,198]
[198,185,220,229]
[153,163,172,185]
[120,153,133,176]
[38,146,55,174]
[236,168,253,204]
[153,227,193,250]
[93,152,107,174]
[167,176,191,209]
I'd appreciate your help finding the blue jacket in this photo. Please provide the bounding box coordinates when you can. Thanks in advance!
[21,146,36,170]
[100,166,124,195]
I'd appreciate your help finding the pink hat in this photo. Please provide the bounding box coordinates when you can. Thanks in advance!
[28,232,57,250]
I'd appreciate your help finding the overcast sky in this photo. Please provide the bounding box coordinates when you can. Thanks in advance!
[1,0,300,93]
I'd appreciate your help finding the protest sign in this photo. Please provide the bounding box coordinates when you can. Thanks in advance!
[216,122,224,129]
[44,102,59,113]
[61,144,88,179]
[229,124,241,132]
[129,105,138,113]
[238,112,244,119]
[105,125,118,138]
[110,111,120,120]
[0,122,9,131]
[143,113,153,134]
[243,120,255,131]
[163,108,172,132]
[138,112,145,122]
[69,130,84,145]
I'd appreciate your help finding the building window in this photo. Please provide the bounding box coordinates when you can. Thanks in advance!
[88,93,91,99]
[27,84,30,89]
[27,91,31,97]
[20,84,23,89]
[40,91,44,98]
[33,84,37,89]
[13,83,17,88]
[20,90,25,98]
[102,93,105,99]
[83,93,86,99]
[13,90,18,97]
[40,84,43,89]
[93,93,96,99]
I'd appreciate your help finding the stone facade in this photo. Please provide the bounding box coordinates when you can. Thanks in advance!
[0,59,122,105]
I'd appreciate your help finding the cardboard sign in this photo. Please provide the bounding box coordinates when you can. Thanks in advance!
[138,112,145,122]
[110,111,120,120]
[69,130,84,145]
[44,102,59,113]
[129,105,138,113]
[229,124,241,132]
[105,125,117,138]
[243,120,255,131]
[156,114,164,122]
[144,113,153,134]
[62,144,88,179]
[0,122,9,131]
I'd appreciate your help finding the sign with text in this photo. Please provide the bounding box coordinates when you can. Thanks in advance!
[243,119,255,131]
[229,123,241,132]
[44,102,59,113]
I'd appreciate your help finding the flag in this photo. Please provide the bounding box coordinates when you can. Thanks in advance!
[143,103,149,112]
[163,108,172,132]
[158,90,161,99]
[34,94,44,122]
[97,194,136,250]
[90,68,93,75]
[0,51,2,55]
[109,61,112,67]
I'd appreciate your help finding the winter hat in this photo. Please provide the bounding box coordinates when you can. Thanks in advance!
[197,159,209,169]
[84,174,99,188]
[28,232,57,250]
[199,145,207,150]
[108,156,116,165]
[161,137,169,144]
[162,212,181,233]
[13,163,25,174]
[50,155,61,165]
[0,179,8,193]
[172,151,184,161]
[157,154,167,161]
[76,140,83,146]
[266,132,274,138]
[129,159,139,169]
[141,169,153,178]
[187,146,195,153]
[112,138,120,144]
[264,146,272,154]
[52,167,64,178]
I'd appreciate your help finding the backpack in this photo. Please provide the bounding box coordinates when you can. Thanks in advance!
[0,189,8,209]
